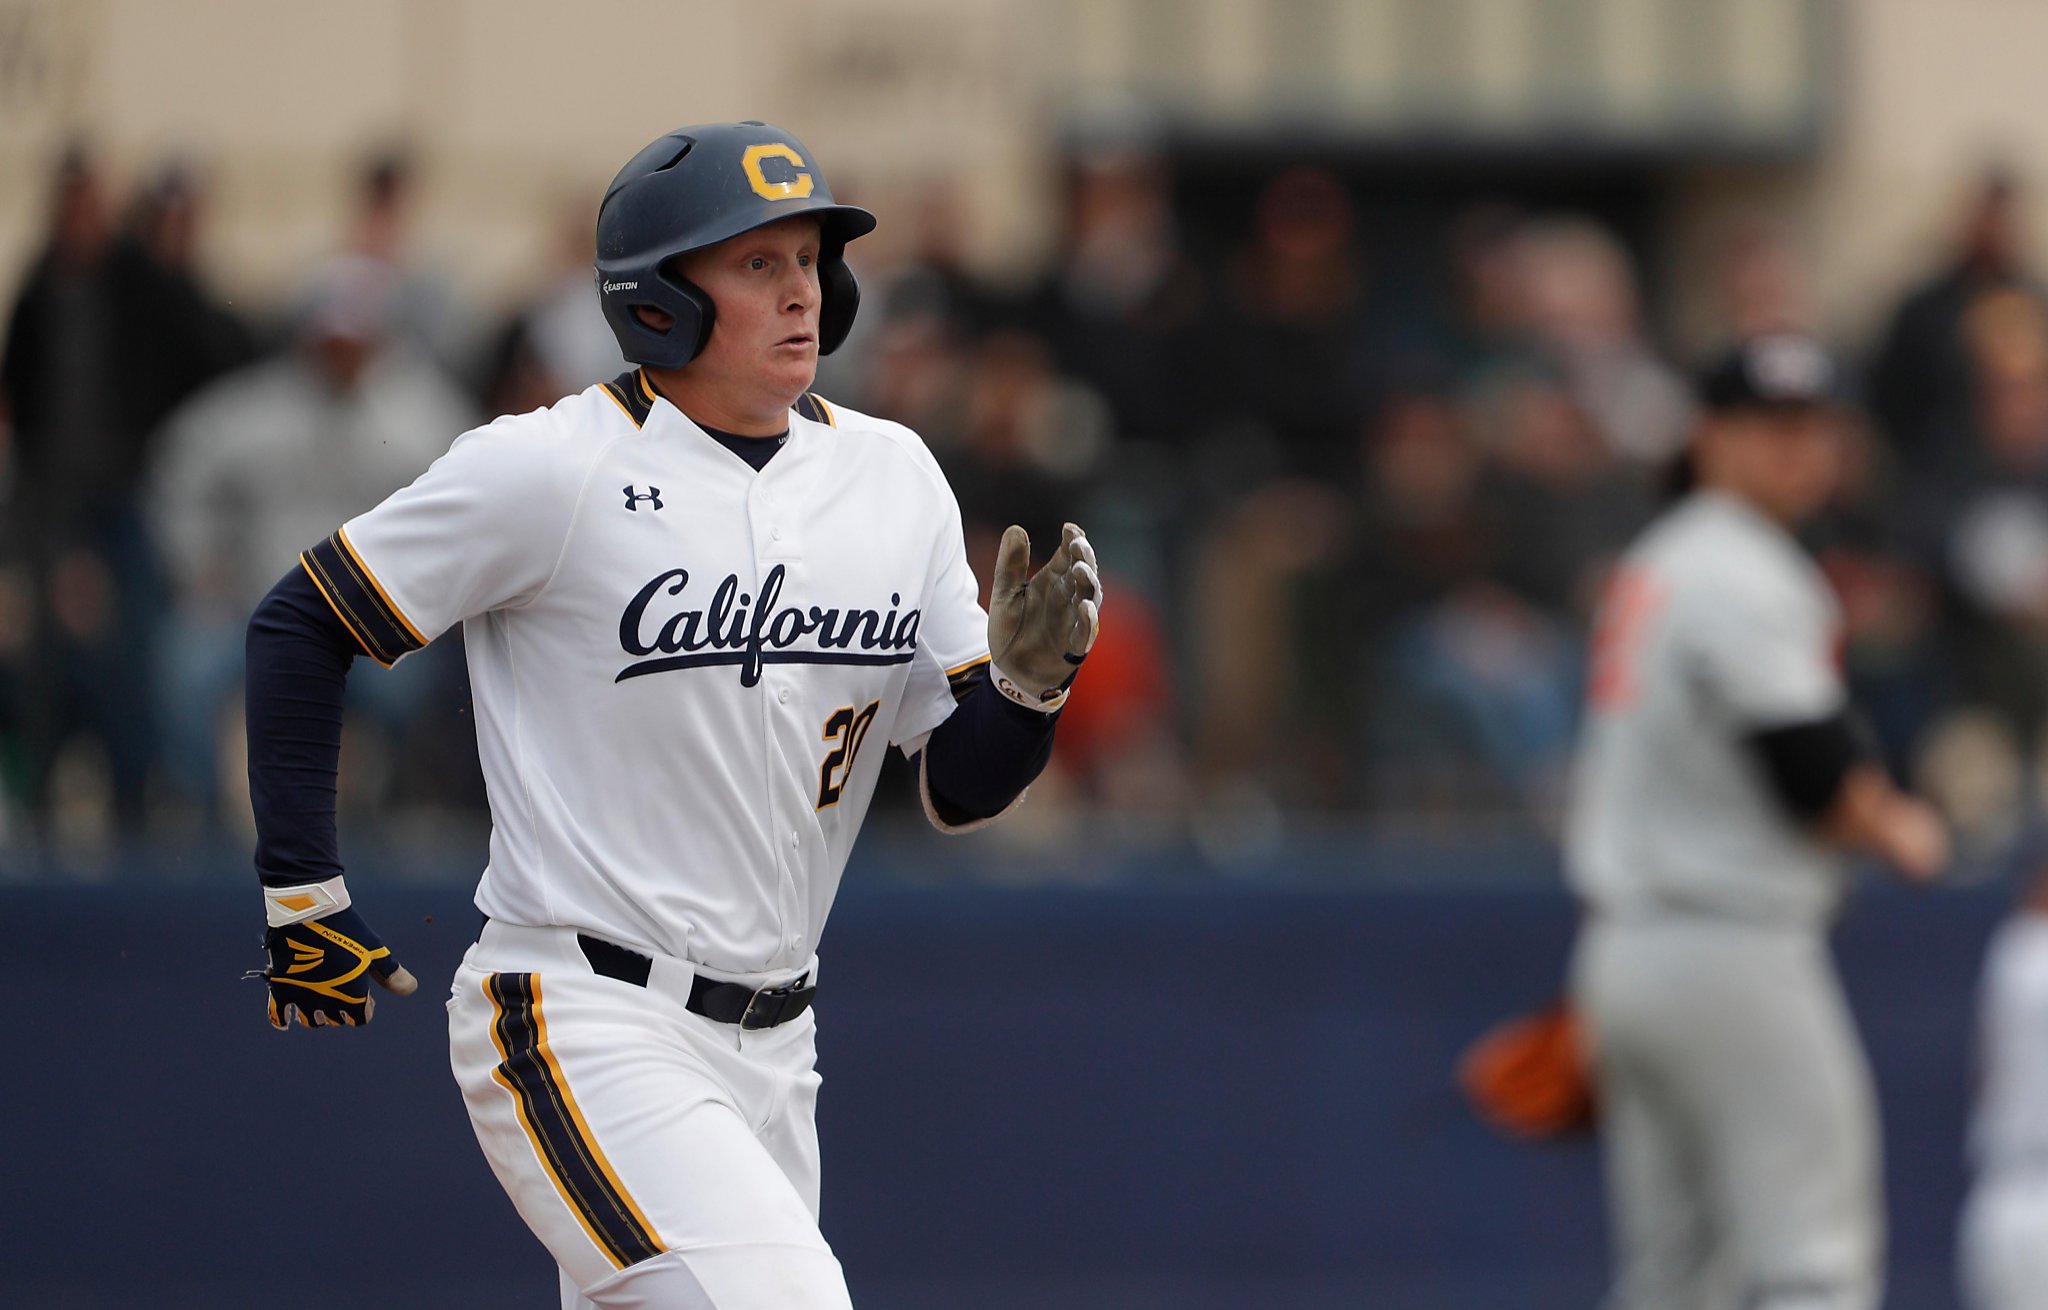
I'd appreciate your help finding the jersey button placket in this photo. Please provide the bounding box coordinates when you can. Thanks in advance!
[751,470,806,968]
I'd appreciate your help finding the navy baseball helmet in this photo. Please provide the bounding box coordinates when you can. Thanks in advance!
[594,121,877,370]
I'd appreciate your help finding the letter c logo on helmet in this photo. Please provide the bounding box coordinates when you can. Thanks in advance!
[742,144,816,201]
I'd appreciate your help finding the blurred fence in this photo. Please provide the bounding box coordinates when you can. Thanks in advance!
[4,851,2003,1309]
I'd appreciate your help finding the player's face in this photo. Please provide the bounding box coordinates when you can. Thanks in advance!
[673,216,824,416]
[1710,407,1845,524]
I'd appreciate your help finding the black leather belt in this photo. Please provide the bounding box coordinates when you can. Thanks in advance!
[577,933,815,1030]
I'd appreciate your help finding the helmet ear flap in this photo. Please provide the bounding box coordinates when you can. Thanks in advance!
[596,266,713,370]
[663,270,717,364]
[818,254,860,356]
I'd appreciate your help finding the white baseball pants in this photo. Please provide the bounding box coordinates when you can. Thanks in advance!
[446,920,853,1310]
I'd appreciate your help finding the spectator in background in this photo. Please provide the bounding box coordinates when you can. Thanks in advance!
[878,185,997,333]
[323,147,477,379]
[1342,381,1589,818]
[1027,152,1208,449]
[1472,369,1650,621]
[814,183,989,409]
[481,197,623,418]
[0,552,27,841]
[1208,167,1374,484]
[147,255,475,827]
[1811,411,1947,778]
[858,300,970,447]
[935,328,1111,572]
[0,147,251,840]
[1929,319,2048,767]
[1186,466,1353,809]
[1038,579,1190,828]
[1871,168,2048,475]
[1338,384,1503,810]
[1714,213,1820,343]
[1515,216,1693,468]
[1430,204,1539,388]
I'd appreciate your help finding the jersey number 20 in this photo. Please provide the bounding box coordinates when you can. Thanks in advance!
[817,700,882,809]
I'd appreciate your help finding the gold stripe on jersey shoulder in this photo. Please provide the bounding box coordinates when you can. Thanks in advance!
[796,392,837,427]
[602,369,655,429]
[600,382,638,425]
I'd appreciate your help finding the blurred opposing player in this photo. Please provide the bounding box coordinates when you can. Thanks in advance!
[1567,335,1948,1310]
[1960,861,2048,1310]
[241,122,1100,1309]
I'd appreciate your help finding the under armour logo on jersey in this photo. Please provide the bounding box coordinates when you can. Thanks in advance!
[623,485,664,512]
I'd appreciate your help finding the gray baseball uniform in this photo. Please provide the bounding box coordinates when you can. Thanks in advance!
[1566,489,1881,1310]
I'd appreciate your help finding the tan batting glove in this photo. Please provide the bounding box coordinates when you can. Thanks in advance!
[986,521,1102,711]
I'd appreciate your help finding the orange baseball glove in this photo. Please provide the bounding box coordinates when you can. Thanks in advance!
[1458,1001,1596,1140]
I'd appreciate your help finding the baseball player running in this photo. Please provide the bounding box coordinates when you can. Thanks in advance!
[1566,334,1947,1310]
[1960,861,2048,1310]
[242,122,1101,1309]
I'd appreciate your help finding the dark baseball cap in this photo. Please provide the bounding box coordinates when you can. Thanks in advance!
[1695,334,1844,412]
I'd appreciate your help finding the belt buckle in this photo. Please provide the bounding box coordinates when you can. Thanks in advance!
[739,974,806,1031]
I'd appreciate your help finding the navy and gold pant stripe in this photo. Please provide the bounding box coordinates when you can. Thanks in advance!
[485,972,667,1270]
[946,655,992,703]
[300,528,425,667]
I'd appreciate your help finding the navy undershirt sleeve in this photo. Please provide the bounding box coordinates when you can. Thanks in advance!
[246,564,362,887]
[1748,711,1869,821]
[922,674,1061,823]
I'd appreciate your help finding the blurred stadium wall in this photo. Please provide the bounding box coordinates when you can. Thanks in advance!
[0,0,2044,336]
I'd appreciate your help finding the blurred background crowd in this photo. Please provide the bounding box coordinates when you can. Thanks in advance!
[4,0,2048,875]
[7,141,2048,868]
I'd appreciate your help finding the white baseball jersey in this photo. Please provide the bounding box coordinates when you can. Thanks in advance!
[1961,911,2048,1310]
[1970,912,2048,1171]
[1567,490,1850,927]
[303,371,989,976]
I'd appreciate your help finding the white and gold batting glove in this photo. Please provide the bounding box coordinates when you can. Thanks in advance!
[987,521,1102,712]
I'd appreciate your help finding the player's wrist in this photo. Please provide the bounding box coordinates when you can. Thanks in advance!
[261,874,353,927]
[988,660,1072,713]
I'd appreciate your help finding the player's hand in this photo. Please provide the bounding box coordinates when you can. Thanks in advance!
[1882,795,1951,884]
[257,906,418,1029]
[987,521,1102,704]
